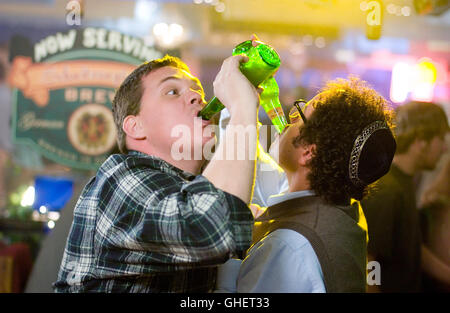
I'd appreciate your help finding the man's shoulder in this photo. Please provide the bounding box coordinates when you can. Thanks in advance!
[269,228,312,250]
[275,196,358,226]
[254,228,312,254]
[79,153,174,199]
[271,198,365,249]
[98,153,127,172]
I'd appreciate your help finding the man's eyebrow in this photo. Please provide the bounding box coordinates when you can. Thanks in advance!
[158,76,180,86]
[158,76,203,91]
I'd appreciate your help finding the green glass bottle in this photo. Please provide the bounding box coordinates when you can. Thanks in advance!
[259,76,288,134]
[198,39,288,133]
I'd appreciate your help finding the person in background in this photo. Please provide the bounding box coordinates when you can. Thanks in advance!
[54,54,260,292]
[419,155,450,292]
[0,59,34,293]
[362,101,450,292]
[218,77,396,293]
[0,61,12,211]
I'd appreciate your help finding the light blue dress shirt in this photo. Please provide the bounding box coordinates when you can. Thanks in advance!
[218,108,289,207]
[215,191,326,293]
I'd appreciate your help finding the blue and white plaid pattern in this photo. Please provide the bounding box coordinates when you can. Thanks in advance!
[54,150,253,292]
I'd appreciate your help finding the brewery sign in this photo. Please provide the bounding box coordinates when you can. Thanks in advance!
[9,27,164,170]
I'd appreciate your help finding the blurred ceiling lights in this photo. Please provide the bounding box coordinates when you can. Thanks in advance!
[132,0,188,48]
[193,0,226,13]
[386,3,413,16]
[152,22,185,48]
[134,0,158,22]
[390,57,439,103]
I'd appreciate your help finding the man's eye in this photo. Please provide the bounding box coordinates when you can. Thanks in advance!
[167,89,178,95]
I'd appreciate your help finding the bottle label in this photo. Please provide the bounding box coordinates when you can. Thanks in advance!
[266,106,285,121]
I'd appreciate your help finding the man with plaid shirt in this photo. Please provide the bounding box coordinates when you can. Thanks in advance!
[53,54,259,292]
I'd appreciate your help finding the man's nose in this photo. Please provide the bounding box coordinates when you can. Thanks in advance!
[187,90,206,110]
[187,89,203,105]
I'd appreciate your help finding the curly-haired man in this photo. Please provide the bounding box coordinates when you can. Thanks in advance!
[226,77,397,293]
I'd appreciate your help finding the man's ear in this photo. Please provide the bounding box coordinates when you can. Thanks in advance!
[298,143,316,166]
[122,115,146,140]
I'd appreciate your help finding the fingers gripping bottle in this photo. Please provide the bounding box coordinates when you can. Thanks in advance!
[198,39,288,133]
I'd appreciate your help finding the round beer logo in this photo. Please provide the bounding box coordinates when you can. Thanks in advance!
[67,103,117,156]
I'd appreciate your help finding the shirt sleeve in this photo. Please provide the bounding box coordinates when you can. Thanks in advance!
[96,167,254,269]
[214,258,242,293]
[236,229,326,293]
[252,142,288,207]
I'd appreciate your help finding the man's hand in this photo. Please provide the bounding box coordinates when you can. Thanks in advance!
[251,34,262,46]
[213,54,259,120]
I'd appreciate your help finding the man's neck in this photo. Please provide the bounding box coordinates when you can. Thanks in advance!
[392,153,418,176]
[286,169,311,193]
[165,157,204,175]
[130,146,203,175]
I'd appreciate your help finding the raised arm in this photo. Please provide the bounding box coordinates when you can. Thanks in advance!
[202,55,259,204]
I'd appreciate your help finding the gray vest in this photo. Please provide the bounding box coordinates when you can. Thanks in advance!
[251,196,367,293]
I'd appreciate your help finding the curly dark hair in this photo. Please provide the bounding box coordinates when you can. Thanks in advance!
[112,55,190,154]
[293,77,394,205]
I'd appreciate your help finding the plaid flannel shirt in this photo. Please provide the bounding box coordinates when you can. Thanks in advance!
[53,151,253,293]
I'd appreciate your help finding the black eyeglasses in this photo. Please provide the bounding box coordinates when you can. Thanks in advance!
[288,99,308,124]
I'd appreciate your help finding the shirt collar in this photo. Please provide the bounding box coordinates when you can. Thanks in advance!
[127,150,196,180]
[267,190,316,207]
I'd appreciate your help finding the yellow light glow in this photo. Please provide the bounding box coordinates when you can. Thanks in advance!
[390,58,438,103]
[411,58,437,102]
[415,58,437,84]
